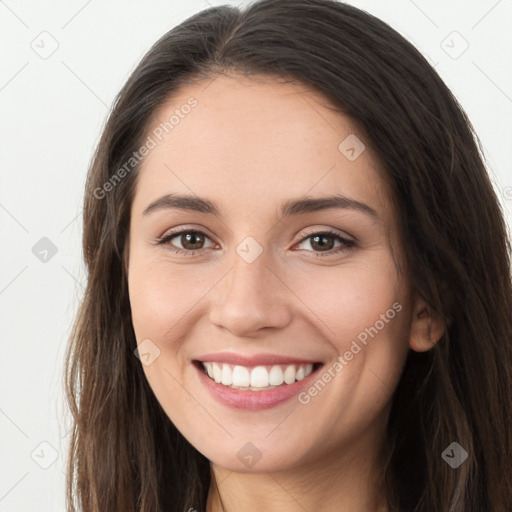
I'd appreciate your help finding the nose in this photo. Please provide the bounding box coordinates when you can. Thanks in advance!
[208,251,293,338]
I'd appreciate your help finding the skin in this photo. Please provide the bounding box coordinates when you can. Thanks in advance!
[126,73,445,512]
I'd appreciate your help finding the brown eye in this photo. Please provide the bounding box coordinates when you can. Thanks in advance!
[178,232,205,250]
[309,234,336,251]
[156,230,215,254]
[295,230,355,257]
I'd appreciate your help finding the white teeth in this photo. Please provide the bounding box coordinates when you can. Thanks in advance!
[212,362,222,383]
[201,362,316,389]
[269,365,284,386]
[283,365,296,384]
[232,365,250,387]
[221,364,232,386]
[251,366,269,388]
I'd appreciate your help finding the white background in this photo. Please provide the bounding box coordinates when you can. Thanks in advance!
[0,0,511,510]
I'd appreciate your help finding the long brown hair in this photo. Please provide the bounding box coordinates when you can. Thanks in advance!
[64,1,512,510]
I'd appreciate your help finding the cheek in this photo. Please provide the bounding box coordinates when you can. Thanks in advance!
[289,255,411,415]
[127,256,202,431]
[290,254,407,343]
[128,255,205,342]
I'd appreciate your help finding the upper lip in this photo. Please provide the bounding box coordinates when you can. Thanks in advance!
[195,352,320,366]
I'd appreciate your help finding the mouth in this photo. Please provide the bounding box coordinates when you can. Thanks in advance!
[193,360,323,391]
[192,352,325,410]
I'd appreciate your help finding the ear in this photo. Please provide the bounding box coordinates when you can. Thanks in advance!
[409,295,446,352]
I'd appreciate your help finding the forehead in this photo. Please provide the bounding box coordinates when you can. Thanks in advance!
[133,73,392,222]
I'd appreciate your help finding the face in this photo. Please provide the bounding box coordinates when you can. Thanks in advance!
[127,73,417,473]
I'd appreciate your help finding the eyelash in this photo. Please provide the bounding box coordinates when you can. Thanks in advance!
[155,228,355,258]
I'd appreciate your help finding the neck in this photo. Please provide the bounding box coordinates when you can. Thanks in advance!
[206,422,391,512]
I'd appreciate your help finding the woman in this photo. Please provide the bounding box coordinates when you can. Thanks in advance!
[64,0,512,510]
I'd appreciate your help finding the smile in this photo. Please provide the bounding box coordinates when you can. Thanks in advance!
[200,362,316,390]
[193,353,324,410]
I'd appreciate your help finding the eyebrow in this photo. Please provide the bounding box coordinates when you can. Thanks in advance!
[142,193,379,219]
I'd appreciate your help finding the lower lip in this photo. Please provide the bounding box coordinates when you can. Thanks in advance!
[194,362,322,411]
